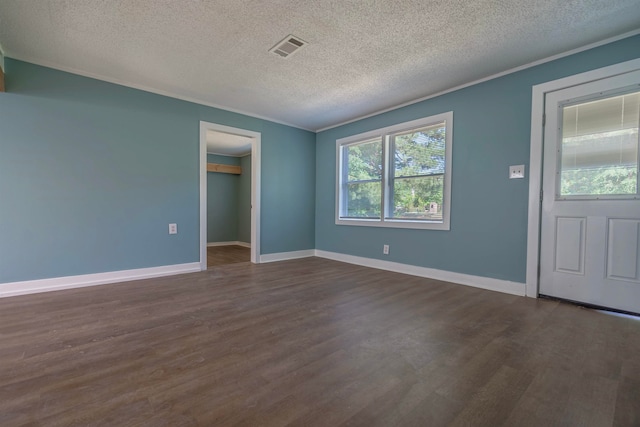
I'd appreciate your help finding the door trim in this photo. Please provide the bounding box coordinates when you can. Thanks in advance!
[526,58,640,297]
[199,121,261,269]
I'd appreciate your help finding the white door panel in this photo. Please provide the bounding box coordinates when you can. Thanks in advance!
[553,216,586,274]
[539,69,640,313]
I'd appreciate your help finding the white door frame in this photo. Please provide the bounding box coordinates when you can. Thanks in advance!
[526,58,640,298]
[199,121,261,269]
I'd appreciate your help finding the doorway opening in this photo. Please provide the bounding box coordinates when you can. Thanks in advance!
[199,121,261,269]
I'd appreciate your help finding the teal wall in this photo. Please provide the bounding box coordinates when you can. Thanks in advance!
[206,154,240,243]
[315,35,640,283]
[238,155,252,244]
[261,122,316,254]
[0,59,316,284]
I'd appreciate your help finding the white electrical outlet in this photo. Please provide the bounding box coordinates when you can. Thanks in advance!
[383,244,389,255]
[509,165,525,179]
[169,223,178,234]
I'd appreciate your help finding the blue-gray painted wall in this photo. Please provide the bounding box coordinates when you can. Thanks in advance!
[206,154,240,243]
[260,122,316,254]
[315,35,640,283]
[0,59,316,284]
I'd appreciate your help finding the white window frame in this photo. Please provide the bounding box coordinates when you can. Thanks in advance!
[335,112,453,230]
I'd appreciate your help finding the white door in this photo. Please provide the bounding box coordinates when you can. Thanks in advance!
[539,69,640,314]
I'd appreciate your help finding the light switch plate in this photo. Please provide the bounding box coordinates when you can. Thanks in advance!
[169,223,178,234]
[509,165,525,179]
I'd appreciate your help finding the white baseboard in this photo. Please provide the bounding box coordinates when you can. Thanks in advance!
[207,241,251,248]
[259,249,315,263]
[0,250,525,298]
[314,250,526,296]
[0,262,201,299]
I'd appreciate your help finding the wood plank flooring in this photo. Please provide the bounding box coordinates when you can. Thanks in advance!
[0,257,639,426]
[207,245,250,267]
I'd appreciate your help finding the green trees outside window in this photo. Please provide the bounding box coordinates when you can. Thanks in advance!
[389,124,445,219]
[560,129,638,197]
[559,90,640,198]
[344,139,382,218]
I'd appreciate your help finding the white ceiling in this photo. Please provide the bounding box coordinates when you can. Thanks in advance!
[0,0,638,131]
[207,130,252,157]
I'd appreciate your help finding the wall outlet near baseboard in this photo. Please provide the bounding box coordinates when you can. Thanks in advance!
[383,244,389,255]
[169,223,178,234]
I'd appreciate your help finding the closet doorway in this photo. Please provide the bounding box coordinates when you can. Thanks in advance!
[199,122,261,269]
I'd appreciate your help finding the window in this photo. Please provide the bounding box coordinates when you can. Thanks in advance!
[336,112,453,230]
[558,89,640,198]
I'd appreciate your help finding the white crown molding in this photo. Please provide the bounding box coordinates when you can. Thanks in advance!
[0,262,201,299]
[259,249,315,263]
[315,250,526,296]
[207,241,251,248]
[316,29,640,133]
[5,54,313,132]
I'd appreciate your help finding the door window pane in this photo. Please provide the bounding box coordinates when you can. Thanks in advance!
[560,91,640,196]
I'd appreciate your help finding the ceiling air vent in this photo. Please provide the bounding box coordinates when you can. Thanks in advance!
[269,35,307,58]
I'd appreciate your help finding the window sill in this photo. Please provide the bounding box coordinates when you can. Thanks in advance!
[335,218,450,230]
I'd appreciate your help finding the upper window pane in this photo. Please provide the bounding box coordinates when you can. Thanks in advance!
[345,139,382,182]
[392,123,446,177]
[560,91,639,197]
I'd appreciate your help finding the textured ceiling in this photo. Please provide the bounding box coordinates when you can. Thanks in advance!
[0,0,639,131]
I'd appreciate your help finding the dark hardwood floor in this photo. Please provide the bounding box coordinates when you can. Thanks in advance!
[207,245,250,267]
[0,257,639,426]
